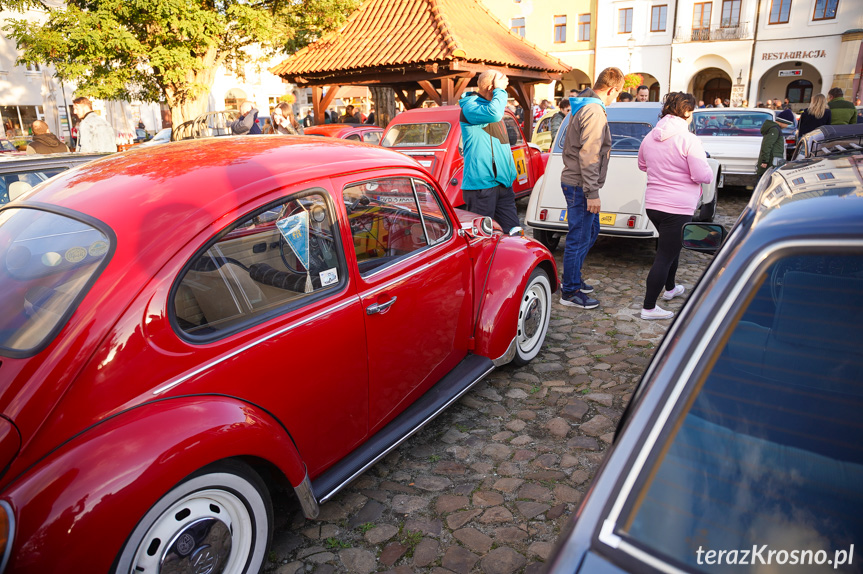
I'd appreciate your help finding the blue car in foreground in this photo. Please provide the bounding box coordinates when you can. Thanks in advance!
[546,150,863,573]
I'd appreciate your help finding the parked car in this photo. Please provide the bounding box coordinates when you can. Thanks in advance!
[381,105,545,208]
[0,151,108,205]
[532,108,559,152]
[525,102,721,249]
[792,123,863,160]
[173,109,239,141]
[0,136,557,573]
[545,148,863,573]
[690,107,794,188]
[304,123,383,144]
[138,127,173,147]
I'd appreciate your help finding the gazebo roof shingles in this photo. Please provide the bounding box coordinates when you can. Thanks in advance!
[270,0,569,77]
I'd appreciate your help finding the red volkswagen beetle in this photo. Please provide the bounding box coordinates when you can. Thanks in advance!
[0,137,556,573]
[381,106,545,208]
[304,123,383,145]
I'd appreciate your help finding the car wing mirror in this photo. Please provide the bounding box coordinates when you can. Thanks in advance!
[459,216,496,239]
[682,223,726,254]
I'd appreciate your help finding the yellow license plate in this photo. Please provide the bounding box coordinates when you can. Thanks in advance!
[599,213,616,226]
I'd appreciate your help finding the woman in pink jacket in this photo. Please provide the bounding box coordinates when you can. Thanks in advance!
[637,92,713,320]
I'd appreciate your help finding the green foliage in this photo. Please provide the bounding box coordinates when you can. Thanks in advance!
[2,0,357,120]
[357,522,375,534]
[324,537,350,549]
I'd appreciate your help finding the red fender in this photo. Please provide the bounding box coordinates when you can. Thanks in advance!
[473,236,558,360]
[1,396,306,574]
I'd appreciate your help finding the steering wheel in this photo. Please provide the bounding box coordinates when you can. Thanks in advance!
[611,136,642,150]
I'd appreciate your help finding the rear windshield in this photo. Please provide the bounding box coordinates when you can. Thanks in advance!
[692,111,772,136]
[382,123,450,147]
[552,116,652,153]
[0,208,111,356]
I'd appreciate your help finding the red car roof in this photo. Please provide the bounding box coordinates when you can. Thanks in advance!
[304,124,381,138]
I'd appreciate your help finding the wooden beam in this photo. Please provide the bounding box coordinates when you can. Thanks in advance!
[286,69,473,88]
[418,81,442,106]
[440,78,454,106]
[452,76,472,102]
[311,85,342,125]
[320,86,341,111]
[415,92,429,107]
[450,60,562,82]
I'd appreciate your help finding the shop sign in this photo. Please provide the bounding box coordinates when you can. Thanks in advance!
[779,70,803,77]
[762,50,826,60]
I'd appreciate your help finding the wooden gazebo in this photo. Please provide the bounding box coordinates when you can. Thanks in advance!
[270,0,570,137]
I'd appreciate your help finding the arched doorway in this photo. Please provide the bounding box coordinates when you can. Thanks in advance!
[556,68,592,101]
[756,62,822,111]
[689,68,733,106]
[224,88,247,110]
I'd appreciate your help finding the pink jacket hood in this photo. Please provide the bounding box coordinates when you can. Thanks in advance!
[638,114,714,215]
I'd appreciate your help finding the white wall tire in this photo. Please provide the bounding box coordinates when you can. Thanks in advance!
[114,460,272,574]
[512,268,552,366]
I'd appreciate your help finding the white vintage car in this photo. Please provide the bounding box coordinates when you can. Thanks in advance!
[690,108,790,188]
[526,102,720,250]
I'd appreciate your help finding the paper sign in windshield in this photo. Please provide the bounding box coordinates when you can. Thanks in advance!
[276,212,309,271]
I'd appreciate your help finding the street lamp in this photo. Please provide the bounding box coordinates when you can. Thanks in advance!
[627,35,637,73]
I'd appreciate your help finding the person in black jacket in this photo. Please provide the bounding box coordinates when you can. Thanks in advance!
[798,94,831,139]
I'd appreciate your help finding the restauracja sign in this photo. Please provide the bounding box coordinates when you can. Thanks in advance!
[762,50,826,60]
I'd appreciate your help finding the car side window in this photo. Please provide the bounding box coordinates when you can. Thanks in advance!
[537,116,551,134]
[0,168,67,204]
[362,132,381,145]
[503,116,523,146]
[345,177,443,276]
[346,134,361,142]
[412,179,451,245]
[172,189,343,338]
[616,252,863,570]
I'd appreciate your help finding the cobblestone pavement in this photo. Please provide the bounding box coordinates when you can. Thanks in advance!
[265,190,752,574]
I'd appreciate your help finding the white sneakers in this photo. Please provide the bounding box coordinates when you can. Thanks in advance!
[662,285,685,300]
[641,305,674,320]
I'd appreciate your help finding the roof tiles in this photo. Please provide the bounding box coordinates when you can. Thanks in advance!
[271,0,568,77]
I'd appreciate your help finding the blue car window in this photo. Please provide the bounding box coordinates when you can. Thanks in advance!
[619,253,863,571]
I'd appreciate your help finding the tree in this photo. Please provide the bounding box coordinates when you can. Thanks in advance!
[2,0,358,128]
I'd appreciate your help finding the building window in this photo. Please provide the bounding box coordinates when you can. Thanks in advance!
[813,0,838,20]
[578,13,591,41]
[511,17,525,37]
[721,0,741,26]
[769,0,791,24]
[651,5,667,32]
[692,2,712,39]
[24,63,41,73]
[554,15,566,43]
[619,8,633,33]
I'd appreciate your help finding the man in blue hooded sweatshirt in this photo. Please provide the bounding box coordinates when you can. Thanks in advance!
[458,70,520,233]
[559,67,625,309]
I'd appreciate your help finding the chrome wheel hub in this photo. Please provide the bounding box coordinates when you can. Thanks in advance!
[161,517,232,574]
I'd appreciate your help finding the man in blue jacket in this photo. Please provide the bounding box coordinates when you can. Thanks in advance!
[459,71,520,233]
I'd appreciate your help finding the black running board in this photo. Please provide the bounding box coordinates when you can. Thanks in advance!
[311,354,494,504]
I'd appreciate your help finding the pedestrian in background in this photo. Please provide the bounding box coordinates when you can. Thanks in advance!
[757,115,792,177]
[72,97,117,153]
[549,98,570,144]
[340,105,360,124]
[458,70,520,234]
[559,67,625,309]
[828,87,858,125]
[637,92,713,320]
[365,106,376,125]
[273,102,303,135]
[230,101,261,135]
[636,85,650,102]
[618,92,634,102]
[797,94,831,138]
[26,120,69,154]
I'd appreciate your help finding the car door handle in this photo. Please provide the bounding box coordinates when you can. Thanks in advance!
[366,297,397,315]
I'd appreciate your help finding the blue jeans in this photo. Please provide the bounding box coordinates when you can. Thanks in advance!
[562,184,599,295]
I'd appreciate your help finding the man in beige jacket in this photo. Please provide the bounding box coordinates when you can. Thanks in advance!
[559,67,624,309]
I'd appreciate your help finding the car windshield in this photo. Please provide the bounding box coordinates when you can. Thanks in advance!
[692,111,772,136]
[0,207,111,356]
[0,140,16,152]
[382,123,450,147]
[609,122,653,153]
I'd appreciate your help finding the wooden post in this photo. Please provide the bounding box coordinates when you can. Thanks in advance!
[508,80,535,141]
[312,85,341,125]
[440,78,454,105]
[370,86,397,128]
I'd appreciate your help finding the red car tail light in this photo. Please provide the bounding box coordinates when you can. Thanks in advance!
[627,216,637,228]
[539,209,547,221]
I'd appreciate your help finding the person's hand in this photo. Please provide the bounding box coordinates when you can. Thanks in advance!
[586,197,601,214]
[494,73,509,91]
[761,163,768,169]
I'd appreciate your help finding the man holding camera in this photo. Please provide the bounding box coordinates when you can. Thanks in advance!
[458,70,521,234]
